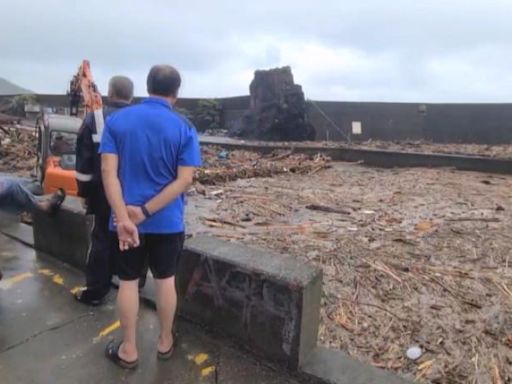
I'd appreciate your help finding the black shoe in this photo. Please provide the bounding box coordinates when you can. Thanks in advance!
[73,289,104,306]
[48,188,66,215]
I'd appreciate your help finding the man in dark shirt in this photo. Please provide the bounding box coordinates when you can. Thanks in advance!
[101,65,201,368]
[74,76,134,306]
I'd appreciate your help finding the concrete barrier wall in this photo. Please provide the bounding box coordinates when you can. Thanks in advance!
[308,101,512,144]
[178,236,322,369]
[5,93,512,144]
[32,197,91,271]
[199,136,512,175]
[307,100,425,143]
[32,201,322,369]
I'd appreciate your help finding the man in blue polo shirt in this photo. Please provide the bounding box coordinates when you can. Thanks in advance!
[100,65,201,368]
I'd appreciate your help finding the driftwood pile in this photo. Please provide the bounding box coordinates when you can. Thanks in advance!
[190,162,512,383]
[196,146,330,185]
[0,125,36,176]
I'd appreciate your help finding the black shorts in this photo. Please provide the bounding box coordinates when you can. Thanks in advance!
[116,233,185,281]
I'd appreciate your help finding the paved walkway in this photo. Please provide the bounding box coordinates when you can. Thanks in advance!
[0,226,301,384]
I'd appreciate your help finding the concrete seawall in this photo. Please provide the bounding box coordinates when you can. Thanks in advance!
[200,136,512,175]
[178,236,322,369]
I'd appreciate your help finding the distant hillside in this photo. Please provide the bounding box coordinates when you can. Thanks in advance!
[0,77,33,95]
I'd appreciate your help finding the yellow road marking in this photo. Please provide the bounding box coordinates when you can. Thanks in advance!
[194,353,209,365]
[52,274,64,285]
[0,272,33,290]
[38,269,54,276]
[93,320,121,343]
[201,366,216,377]
[5,272,34,283]
[70,286,83,294]
[99,320,121,337]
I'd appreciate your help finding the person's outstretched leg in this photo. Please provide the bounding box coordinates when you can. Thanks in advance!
[0,178,38,214]
[117,279,139,362]
[154,277,177,353]
[0,178,65,215]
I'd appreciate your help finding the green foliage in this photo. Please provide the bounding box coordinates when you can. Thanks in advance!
[1,94,38,116]
[175,106,194,122]
[14,94,37,105]
[195,99,222,132]
[175,99,222,132]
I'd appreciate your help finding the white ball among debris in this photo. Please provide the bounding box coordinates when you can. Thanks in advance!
[406,346,423,361]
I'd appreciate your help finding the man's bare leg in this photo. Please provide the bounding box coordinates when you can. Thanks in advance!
[154,276,177,352]
[117,279,139,362]
[36,200,51,211]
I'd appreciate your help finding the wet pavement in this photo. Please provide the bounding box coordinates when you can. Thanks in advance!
[0,227,301,384]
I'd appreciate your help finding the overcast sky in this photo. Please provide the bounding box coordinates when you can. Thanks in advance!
[2,0,512,102]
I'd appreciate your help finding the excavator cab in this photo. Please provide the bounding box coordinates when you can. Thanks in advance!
[36,114,81,196]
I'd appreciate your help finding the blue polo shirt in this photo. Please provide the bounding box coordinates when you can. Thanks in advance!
[99,97,202,233]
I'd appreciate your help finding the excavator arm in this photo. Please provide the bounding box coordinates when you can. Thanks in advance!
[68,60,102,116]
[39,60,102,196]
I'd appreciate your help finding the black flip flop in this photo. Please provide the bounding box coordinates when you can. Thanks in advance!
[157,334,177,360]
[105,340,138,369]
[48,188,66,215]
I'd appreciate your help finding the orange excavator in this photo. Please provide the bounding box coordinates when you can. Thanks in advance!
[68,60,103,117]
[36,60,102,195]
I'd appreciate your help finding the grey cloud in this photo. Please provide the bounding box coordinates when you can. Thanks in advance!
[1,0,512,101]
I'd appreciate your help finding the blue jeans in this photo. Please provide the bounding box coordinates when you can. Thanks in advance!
[0,176,40,214]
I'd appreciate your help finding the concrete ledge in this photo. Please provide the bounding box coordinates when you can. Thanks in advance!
[177,236,322,370]
[27,202,411,383]
[200,136,512,175]
[301,347,411,384]
[31,202,322,369]
[32,196,92,271]
[0,212,34,247]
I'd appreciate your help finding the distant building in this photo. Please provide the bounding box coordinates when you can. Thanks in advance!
[24,102,41,120]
